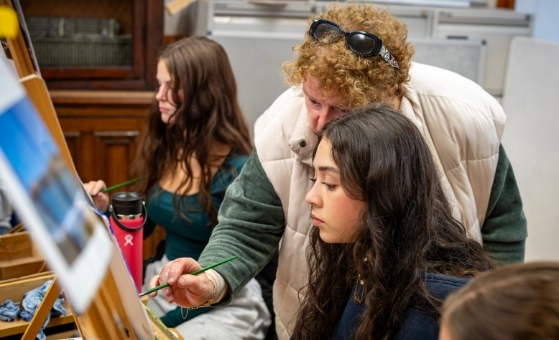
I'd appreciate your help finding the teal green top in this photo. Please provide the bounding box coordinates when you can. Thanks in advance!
[143,151,248,327]
[199,144,527,304]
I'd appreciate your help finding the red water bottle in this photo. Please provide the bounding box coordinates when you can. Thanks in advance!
[109,192,146,292]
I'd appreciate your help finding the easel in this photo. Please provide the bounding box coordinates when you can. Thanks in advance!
[0,1,181,339]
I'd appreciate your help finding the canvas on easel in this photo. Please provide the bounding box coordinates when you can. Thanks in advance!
[0,1,180,339]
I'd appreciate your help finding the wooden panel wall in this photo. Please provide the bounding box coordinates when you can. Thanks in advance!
[51,90,165,259]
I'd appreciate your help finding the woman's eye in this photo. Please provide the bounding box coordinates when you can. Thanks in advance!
[324,183,336,190]
[311,177,335,190]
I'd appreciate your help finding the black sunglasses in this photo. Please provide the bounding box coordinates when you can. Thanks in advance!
[309,18,399,70]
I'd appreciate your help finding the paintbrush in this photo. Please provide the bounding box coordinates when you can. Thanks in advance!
[101,177,143,193]
[139,255,238,297]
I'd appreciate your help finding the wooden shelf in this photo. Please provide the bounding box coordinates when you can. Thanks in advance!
[0,233,47,281]
[0,273,74,338]
[0,314,75,338]
[50,90,154,105]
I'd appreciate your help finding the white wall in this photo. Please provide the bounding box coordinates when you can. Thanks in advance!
[501,37,559,261]
[516,0,559,42]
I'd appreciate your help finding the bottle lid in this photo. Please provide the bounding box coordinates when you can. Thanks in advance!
[111,192,143,216]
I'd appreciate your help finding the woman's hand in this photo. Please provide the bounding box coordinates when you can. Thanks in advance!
[149,258,216,308]
[83,180,109,213]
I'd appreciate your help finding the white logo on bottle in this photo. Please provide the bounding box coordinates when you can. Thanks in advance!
[124,234,133,246]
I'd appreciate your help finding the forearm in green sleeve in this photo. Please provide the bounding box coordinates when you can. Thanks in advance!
[482,144,527,265]
[198,149,285,295]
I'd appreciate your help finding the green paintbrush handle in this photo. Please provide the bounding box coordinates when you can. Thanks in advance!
[101,177,143,193]
[138,255,238,297]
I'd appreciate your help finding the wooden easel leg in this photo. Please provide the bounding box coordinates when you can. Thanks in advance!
[80,298,126,340]
[21,277,62,340]
[104,271,138,340]
[0,0,36,78]
[76,271,129,340]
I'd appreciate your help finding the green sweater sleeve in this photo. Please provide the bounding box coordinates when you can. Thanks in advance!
[482,144,527,265]
[198,149,285,297]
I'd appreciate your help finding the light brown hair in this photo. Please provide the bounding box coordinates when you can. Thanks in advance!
[132,36,252,225]
[284,2,414,109]
[442,261,559,340]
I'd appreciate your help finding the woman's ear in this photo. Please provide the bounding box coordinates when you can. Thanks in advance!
[391,83,399,95]
[388,83,401,110]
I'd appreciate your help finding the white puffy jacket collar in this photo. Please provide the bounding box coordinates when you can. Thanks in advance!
[287,92,316,167]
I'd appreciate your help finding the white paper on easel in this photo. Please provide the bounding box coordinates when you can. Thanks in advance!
[0,59,113,314]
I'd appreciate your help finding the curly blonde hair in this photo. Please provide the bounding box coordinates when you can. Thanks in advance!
[284,2,414,108]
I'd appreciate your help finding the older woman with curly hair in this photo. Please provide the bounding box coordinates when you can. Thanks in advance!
[284,3,414,109]
[151,3,526,340]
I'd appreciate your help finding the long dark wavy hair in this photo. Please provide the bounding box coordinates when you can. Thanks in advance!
[291,104,494,340]
[132,36,252,225]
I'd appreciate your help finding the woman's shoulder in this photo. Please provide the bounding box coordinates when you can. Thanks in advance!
[423,273,470,300]
[224,150,249,171]
[211,150,249,191]
[395,274,471,340]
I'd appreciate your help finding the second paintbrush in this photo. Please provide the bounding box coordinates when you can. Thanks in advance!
[101,177,143,194]
[139,255,238,297]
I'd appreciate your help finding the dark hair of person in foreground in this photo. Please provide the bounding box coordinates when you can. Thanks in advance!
[441,261,559,340]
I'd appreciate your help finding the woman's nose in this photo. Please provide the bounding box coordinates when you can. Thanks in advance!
[317,106,332,120]
[305,183,319,206]
[155,86,166,101]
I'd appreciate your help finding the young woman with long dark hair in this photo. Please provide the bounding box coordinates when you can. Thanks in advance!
[88,36,271,339]
[293,104,495,340]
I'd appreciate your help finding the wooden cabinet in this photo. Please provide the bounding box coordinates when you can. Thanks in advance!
[19,0,166,258]
[52,90,165,258]
[53,90,149,183]
[17,0,166,257]
[20,0,163,91]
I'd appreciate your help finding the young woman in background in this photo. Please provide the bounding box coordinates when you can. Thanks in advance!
[87,36,270,340]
